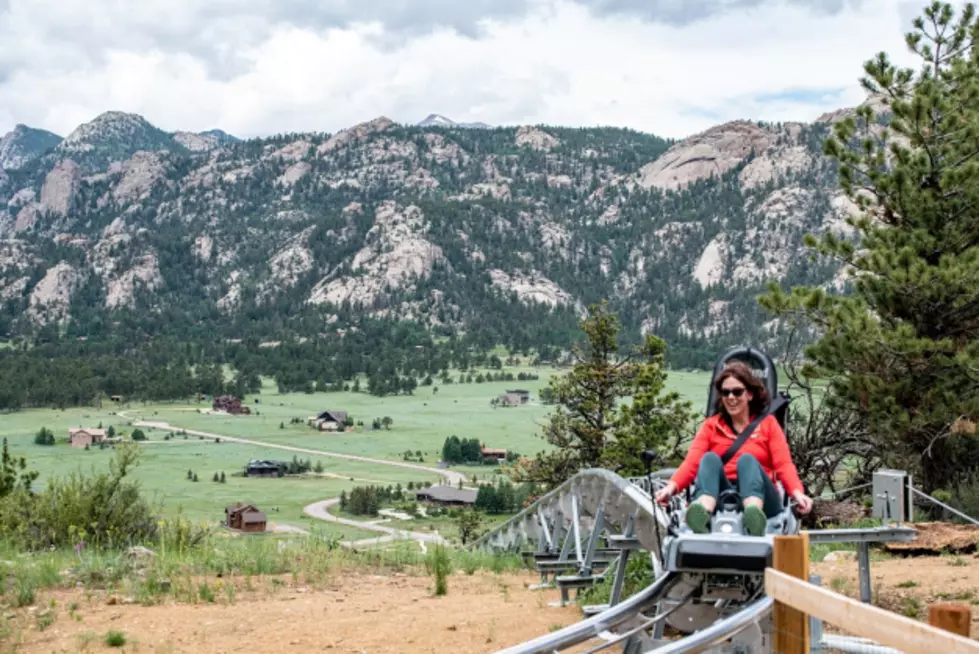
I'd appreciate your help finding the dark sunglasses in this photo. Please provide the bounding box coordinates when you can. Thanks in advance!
[720,388,746,398]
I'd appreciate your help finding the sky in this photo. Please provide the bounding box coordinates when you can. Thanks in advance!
[0,0,956,141]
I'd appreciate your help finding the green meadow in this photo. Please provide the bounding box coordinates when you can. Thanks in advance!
[3,366,717,531]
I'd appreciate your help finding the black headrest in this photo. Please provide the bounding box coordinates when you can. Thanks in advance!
[706,346,785,426]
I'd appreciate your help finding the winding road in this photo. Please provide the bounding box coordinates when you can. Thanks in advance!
[303,498,448,551]
[119,412,466,549]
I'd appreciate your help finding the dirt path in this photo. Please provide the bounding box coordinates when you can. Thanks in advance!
[122,414,468,486]
[9,571,582,653]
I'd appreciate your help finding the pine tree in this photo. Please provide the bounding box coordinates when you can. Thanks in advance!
[760,1,979,495]
[508,302,696,485]
[0,438,38,497]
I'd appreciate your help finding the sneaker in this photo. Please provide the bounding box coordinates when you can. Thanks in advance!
[743,505,767,537]
[685,502,711,534]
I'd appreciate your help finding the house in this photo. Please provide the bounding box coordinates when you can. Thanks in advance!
[495,393,523,407]
[414,485,478,507]
[225,503,267,532]
[481,447,508,462]
[213,395,250,415]
[505,389,530,404]
[307,409,349,431]
[68,428,107,448]
[244,459,285,477]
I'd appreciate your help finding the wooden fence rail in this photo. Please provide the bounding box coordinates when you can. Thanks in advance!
[768,535,979,654]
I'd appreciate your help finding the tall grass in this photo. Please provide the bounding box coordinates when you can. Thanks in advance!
[0,531,525,609]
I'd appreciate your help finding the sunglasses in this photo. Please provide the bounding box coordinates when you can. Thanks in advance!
[720,388,746,398]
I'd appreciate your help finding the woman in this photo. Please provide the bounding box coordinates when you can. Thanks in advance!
[654,361,814,536]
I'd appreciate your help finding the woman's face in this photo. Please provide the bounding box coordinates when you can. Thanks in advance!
[720,375,753,418]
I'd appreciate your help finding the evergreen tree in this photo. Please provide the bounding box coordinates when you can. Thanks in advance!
[509,302,696,484]
[0,438,38,497]
[760,2,979,495]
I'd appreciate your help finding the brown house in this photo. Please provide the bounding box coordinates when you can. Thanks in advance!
[69,428,107,448]
[225,503,267,532]
[481,447,508,461]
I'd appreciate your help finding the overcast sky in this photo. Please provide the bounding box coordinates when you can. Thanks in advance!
[0,0,951,140]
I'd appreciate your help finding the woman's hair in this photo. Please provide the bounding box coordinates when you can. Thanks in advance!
[713,361,770,418]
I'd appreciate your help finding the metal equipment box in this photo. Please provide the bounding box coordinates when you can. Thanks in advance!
[872,469,912,524]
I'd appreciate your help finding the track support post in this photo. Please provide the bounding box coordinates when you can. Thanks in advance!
[773,533,810,654]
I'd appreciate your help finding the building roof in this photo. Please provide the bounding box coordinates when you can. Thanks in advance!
[315,410,348,423]
[246,459,284,469]
[69,428,107,437]
[226,503,260,515]
[242,512,267,524]
[481,447,508,456]
[414,486,478,503]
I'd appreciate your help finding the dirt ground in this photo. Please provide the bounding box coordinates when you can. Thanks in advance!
[7,555,979,652]
[4,571,581,654]
[811,553,979,638]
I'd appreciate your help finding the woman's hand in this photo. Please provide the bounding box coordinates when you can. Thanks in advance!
[655,481,677,506]
[792,490,814,515]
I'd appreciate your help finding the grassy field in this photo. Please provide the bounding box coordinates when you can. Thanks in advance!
[2,365,716,532]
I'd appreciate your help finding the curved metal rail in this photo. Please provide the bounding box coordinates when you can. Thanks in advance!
[493,571,681,654]
[472,468,669,554]
[474,468,779,653]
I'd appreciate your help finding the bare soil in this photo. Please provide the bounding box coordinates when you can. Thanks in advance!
[811,553,979,637]
[6,571,580,653]
[883,522,979,554]
[9,555,979,652]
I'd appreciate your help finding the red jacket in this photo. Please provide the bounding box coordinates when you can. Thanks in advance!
[669,413,804,496]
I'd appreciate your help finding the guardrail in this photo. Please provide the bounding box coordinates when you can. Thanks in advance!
[766,534,979,654]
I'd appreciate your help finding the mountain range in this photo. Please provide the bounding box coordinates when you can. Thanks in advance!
[0,100,879,368]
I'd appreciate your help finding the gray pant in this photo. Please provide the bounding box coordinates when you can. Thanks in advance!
[693,452,783,518]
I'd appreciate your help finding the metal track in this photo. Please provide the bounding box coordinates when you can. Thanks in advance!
[472,468,669,557]
[473,468,778,653]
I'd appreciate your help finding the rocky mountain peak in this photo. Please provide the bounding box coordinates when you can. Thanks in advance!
[637,119,778,191]
[417,114,492,129]
[172,131,220,152]
[317,116,395,155]
[59,111,154,150]
[53,111,184,172]
[0,124,62,169]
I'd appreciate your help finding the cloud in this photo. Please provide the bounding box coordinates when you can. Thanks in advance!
[0,0,951,143]
[578,0,863,25]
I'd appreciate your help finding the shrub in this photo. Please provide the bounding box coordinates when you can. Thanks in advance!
[0,443,160,550]
[34,428,55,446]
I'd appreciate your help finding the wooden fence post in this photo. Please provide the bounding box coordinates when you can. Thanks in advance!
[929,603,972,638]
[773,533,810,654]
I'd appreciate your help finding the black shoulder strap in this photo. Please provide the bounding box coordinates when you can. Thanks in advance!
[720,394,789,464]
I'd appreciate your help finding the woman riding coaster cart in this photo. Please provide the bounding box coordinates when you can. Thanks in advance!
[654,361,814,536]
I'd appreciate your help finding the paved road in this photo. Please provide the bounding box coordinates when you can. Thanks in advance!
[304,498,448,549]
[123,415,468,486]
[119,412,464,549]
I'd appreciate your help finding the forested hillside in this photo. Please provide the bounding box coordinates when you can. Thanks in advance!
[0,100,875,407]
